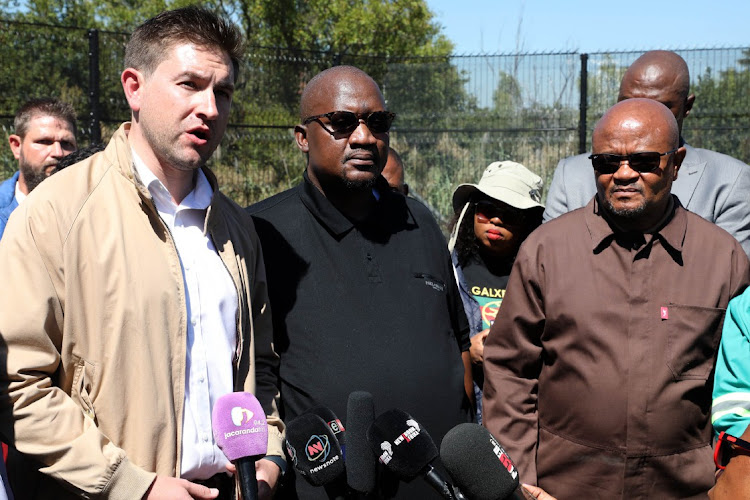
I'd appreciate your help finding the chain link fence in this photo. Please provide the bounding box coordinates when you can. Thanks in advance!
[2,19,749,223]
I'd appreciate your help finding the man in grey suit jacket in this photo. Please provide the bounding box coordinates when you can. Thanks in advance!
[544,50,750,257]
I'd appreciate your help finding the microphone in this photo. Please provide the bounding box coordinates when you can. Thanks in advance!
[284,412,345,487]
[345,391,377,495]
[212,392,269,500]
[367,408,464,500]
[306,405,346,454]
[440,423,532,500]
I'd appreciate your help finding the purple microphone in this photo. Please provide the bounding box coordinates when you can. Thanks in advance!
[212,392,269,500]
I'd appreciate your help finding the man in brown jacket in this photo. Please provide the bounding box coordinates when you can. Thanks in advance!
[483,98,749,499]
[0,7,283,500]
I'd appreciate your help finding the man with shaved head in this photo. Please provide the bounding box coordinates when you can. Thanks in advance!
[483,98,749,499]
[544,50,750,257]
[248,66,472,498]
[382,147,409,195]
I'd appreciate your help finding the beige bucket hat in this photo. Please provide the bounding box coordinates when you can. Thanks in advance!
[451,160,544,214]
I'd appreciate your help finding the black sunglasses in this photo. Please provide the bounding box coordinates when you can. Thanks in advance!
[303,110,396,136]
[588,148,678,174]
[474,200,527,227]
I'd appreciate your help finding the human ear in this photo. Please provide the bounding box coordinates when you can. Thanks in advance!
[294,125,309,153]
[684,94,695,118]
[121,68,145,113]
[8,134,22,160]
[672,146,687,180]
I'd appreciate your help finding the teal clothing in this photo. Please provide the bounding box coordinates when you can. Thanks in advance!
[713,290,750,438]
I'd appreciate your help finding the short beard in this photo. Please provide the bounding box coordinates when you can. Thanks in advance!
[19,159,50,193]
[343,176,377,191]
[603,197,646,219]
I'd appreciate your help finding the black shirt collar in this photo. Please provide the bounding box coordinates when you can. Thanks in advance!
[298,171,418,238]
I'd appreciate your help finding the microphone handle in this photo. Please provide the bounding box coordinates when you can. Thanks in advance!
[235,457,259,500]
[450,484,468,500]
[423,464,458,500]
[511,484,536,500]
[322,474,348,500]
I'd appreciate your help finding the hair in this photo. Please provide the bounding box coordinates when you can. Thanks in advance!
[53,143,106,173]
[450,194,543,267]
[451,201,481,266]
[125,6,244,81]
[14,98,77,139]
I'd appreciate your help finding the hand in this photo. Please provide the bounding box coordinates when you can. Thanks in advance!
[709,454,750,499]
[144,476,218,499]
[470,329,490,365]
[522,483,558,500]
[255,458,281,500]
[225,458,281,500]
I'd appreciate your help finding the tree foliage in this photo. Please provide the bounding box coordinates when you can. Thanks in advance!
[2,0,476,211]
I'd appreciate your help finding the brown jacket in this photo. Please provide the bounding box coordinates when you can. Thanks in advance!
[0,124,283,499]
[483,197,749,499]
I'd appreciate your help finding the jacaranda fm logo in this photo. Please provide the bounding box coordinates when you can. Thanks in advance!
[305,435,330,462]
[231,406,254,426]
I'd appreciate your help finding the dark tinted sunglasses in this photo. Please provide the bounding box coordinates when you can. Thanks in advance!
[474,200,527,227]
[303,111,396,136]
[714,431,750,470]
[588,148,678,174]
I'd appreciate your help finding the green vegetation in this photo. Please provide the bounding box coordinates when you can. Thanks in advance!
[1,2,748,228]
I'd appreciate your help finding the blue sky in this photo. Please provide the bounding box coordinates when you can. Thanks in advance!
[426,0,750,54]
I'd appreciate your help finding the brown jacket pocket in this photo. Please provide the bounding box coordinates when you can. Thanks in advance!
[665,304,725,380]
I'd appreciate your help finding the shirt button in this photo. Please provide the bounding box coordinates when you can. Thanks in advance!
[199,376,205,383]
[191,318,197,326]
[202,433,210,442]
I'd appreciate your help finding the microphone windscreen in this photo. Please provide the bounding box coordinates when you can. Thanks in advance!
[440,423,520,500]
[306,405,346,447]
[345,391,377,493]
[212,392,268,462]
[285,413,345,486]
[367,408,438,479]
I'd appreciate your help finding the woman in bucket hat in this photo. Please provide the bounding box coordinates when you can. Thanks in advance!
[448,160,544,423]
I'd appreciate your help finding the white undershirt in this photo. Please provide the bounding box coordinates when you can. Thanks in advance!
[14,181,26,205]
[132,152,237,480]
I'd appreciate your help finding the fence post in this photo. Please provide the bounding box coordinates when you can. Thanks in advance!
[578,53,588,154]
[88,29,101,143]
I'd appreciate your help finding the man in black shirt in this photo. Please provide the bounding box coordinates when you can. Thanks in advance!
[247,65,472,499]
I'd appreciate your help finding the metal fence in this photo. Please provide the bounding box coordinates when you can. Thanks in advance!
[2,19,749,222]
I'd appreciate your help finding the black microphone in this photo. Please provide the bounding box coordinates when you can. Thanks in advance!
[306,405,346,454]
[284,413,346,487]
[212,393,269,500]
[440,423,532,500]
[367,408,464,500]
[345,391,377,495]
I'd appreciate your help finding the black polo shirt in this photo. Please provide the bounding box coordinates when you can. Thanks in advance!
[248,173,471,498]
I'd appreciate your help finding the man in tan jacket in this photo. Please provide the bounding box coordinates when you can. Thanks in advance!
[0,7,283,499]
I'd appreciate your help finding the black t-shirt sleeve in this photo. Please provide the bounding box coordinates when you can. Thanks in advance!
[445,245,471,352]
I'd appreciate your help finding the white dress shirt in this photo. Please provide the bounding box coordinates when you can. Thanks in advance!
[132,152,237,480]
